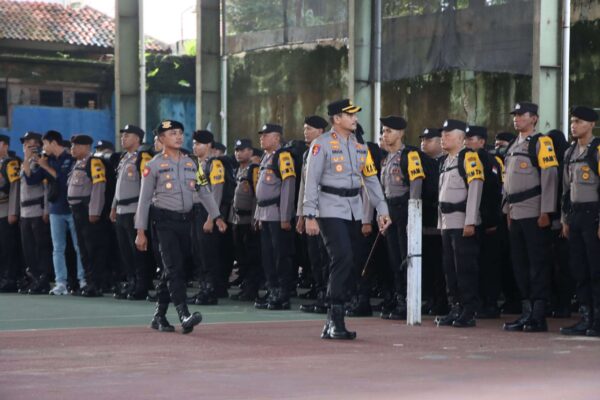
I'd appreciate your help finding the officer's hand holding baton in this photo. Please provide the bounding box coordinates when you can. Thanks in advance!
[377,214,392,234]
[135,229,147,251]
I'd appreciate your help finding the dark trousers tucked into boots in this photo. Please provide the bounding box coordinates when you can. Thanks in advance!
[20,216,52,290]
[260,221,294,300]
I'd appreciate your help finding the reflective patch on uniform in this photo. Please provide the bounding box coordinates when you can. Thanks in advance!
[464,151,484,183]
[407,151,425,181]
[312,144,321,156]
[6,160,20,183]
[335,164,343,172]
[90,158,106,184]
[362,150,378,177]
[210,160,225,185]
[166,182,173,189]
[143,167,151,177]
[537,136,559,169]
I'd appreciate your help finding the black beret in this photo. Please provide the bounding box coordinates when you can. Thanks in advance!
[440,119,467,132]
[213,142,226,152]
[70,135,94,145]
[20,131,43,143]
[43,130,63,143]
[234,138,252,150]
[304,115,328,130]
[120,124,145,139]
[258,123,283,135]
[570,106,599,122]
[380,115,407,130]
[0,134,10,145]
[510,102,538,115]
[156,120,184,134]
[465,125,488,140]
[193,130,214,144]
[327,99,361,116]
[495,132,516,142]
[95,140,115,150]
[419,128,441,139]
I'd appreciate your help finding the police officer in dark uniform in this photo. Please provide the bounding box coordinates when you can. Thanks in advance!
[297,116,330,314]
[109,125,153,300]
[502,102,559,332]
[229,138,262,301]
[379,115,424,320]
[304,99,391,340]
[19,132,52,294]
[135,120,203,334]
[0,135,21,292]
[435,120,484,328]
[67,134,108,297]
[253,123,296,310]
[560,106,600,336]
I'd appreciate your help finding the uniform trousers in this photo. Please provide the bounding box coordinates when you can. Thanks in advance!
[441,228,480,308]
[20,216,52,280]
[0,217,19,283]
[567,209,600,307]
[386,202,408,297]
[71,204,109,288]
[115,213,149,294]
[260,221,294,293]
[232,222,262,291]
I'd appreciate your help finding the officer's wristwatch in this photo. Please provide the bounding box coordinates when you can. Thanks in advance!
[305,214,316,220]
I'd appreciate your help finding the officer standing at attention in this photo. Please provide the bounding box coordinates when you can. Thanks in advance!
[435,120,484,328]
[502,102,558,333]
[0,135,20,292]
[19,132,52,294]
[135,120,203,334]
[304,99,391,340]
[379,115,424,320]
[254,123,296,310]
[110,125,153,300]
[67,134,108,297]
[297,115,330,314]
[560,106,600,337]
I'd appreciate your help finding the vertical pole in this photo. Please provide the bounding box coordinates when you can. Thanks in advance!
[220,0,228,146]
[138,0,146,132]
[561,0,571,138]
[347,0,355,99]
[372,0,381,139]
[406,199,422,326]
[195,0,202,130]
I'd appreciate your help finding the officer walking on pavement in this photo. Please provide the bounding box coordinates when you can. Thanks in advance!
[502,102,559,333]
[135,120,204,334]
[303,99,391,340]
[0,135,21,292]
[435,120,484,328]
[560,106,600,337]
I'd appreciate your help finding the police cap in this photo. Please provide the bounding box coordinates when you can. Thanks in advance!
[440,119,467,132]
[156,119,184,134]
[70,134,94,145]
[327,99,362,116]
[0,134,10,145]
[380,115,407,130]
[465,125,488,140]
[20,131,42,144]
[258,123,283,135]
[304,115,328,130]
[95,140,115,151]
[193,130,214,144]
[510,102,538,115]
[120,124,145,139]
[570,106,599,122]
[419,128,441,139]
[213,142,226,153]
[234,138,253,150]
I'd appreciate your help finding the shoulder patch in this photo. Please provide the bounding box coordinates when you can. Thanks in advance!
[406,151,425,181]
[537,136,559,170]
[362,149,378,177]
[209,159,225,185]
[312,144,321,156]
[6,159,20,183]
[90,158,106,184]
[464,151,484,183]
[143,166,151,178]
[279,151,296,180]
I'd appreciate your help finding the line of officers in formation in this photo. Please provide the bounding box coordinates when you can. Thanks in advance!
[0,97,599,339]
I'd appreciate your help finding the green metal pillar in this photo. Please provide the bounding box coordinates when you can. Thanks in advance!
[114,0,141,138]
[532,0,561,132]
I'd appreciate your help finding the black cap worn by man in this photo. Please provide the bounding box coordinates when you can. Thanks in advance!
[419,128,441,139]
[495,132,516,143]
[465,125,488,140]
[71,135,94,145]
[327,99,362,116]
[258,123,283,134]
[156,120,184,134]
[570,105,599,122]
[213,142,227,153]
[380,116,407,130]
[120,124,145,140]
[193,130,214,144]
[440,119,468,132]
[95,140,115,151]
[20,131,42,143]
[510,102,539,115]
[0,134,10,145]
[304,115,328,130]
[234,139,253,150]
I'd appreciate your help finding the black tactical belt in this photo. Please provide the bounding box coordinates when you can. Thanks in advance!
[439,201,467,214]
[21,197,44,208]
[570,202,600,213]
[234,208,252,216]
[387,193,409,207]
[506,186,541,204]
[116,197,139,206]
[151,207,192,222]
[257,197,280,207]
[321,186,360,197]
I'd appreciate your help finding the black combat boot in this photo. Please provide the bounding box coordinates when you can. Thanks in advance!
[435,303,462,326]
[586,303,600,337]
[560,305,591,336]
[503,300,532,331]
[386,294,407,320]
[150,303,175,332]
[523,300,548,332]
[267,288,291,310]
[175,303,202,334]
[327,304,356,340]
[345,295,372,317]
[300,290,327,313]
[453,305,476,328]
[254,290,272,309]
[194,282,218,305]
[321,307,332,339]
[28,274,50,295]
